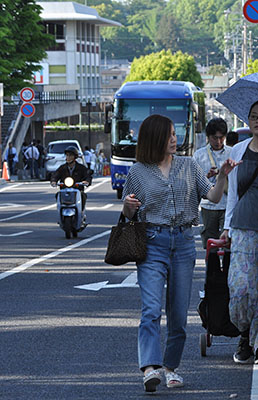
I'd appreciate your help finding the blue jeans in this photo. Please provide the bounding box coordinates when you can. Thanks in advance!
[137,225,196,371]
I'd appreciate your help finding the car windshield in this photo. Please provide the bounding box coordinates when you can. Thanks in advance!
[47,143,79,154]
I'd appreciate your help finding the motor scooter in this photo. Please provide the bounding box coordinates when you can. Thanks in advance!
[56,177,88,239]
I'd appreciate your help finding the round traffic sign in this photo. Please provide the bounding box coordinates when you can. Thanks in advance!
[243,0,258,23]
[20,87,35,102]
[20,102,36,118]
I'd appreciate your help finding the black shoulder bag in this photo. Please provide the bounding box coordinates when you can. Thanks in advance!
[105,212,147,266]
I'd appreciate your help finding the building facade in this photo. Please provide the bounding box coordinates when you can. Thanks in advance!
[37,2,121,103]
[100,59,130,102]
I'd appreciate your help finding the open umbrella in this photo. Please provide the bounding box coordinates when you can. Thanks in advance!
[216,73,258,125]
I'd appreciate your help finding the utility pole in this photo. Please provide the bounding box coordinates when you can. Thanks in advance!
[242,0,248,74]
[249,30,253,61]
[242,21,248,74]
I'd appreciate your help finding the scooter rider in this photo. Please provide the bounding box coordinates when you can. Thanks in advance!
[50,146,92,209]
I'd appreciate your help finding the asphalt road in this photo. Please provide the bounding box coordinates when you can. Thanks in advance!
[0,178,256,400]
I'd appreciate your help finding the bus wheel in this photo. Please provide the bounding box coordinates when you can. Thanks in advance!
[117,189,123,199]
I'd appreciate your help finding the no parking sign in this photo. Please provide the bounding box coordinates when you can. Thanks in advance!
[243,0,258,23]
[20,102,35,118]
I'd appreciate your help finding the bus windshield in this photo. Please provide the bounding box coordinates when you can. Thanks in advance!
[112,98,190,146]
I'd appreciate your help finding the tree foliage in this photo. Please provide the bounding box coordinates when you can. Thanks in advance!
[0,0,53,97]
[208,65,227,75]
[36,0,258,71]
[125,50,203,87]
[243,59,258,76]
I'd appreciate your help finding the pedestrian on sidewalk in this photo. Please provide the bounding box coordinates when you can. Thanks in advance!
[4,142,18,175]
[193,118,231,248]
[226,131,239,147]
[83,146,92,169]
[122,114,240,393]
[36,139,46,169]
[24,140,40,179]
[21,141,28,169]
[221,101,258,365]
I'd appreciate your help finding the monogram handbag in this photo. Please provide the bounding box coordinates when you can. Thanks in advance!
[105,212,147,265]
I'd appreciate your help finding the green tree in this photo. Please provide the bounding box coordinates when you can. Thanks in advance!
[208,65,227,75]
[243,59,258,75]
[165,0,222,65]
[0,1,53,97]
[156,13,181,53]
[125,50,203,87]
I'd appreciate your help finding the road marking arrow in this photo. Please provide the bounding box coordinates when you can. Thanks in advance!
[0,203,24,209]
[74,271,138,291]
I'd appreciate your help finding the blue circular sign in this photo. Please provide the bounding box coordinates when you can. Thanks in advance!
[243,0,258,23]
[21,102,35,118]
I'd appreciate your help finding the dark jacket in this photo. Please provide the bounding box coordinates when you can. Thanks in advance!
[51,162,92,186]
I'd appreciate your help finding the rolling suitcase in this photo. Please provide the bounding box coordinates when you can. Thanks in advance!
[197,239,240,356]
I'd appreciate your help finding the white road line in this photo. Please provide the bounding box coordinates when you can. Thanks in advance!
[0,183,23,192]
[0,179,109,222]
[251,364,258,400]
[0,229,111,281]
[0,204,56,222]
[0,231,32,237]
[87,204,113,210]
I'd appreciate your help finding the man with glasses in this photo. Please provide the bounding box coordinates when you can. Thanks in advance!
[193,118,231,248]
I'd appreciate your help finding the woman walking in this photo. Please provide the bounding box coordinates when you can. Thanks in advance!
[122,114,239,393]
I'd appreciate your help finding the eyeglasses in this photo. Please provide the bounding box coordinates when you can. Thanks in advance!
[249,114,258,121]
[211,135,225,141]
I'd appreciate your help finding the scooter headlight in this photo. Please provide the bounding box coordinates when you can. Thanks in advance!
[64,177,74,187]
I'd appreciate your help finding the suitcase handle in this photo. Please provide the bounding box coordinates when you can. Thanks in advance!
[206,238,230,260]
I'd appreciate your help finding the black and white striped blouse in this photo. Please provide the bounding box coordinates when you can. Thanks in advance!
[122,156,213,227]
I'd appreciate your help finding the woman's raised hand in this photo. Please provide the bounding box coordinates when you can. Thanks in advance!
[218,158,242,177]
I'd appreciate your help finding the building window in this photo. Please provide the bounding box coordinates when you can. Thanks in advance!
[49,65,66,74]
[49,76,66,84]
[44,22,65,39]
[48,42,65,51]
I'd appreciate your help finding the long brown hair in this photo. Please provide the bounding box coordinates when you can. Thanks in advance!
[136,114,174,164]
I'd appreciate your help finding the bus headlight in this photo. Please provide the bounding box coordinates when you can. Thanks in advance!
[114,173,127,180]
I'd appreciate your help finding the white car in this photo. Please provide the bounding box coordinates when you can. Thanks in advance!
[45,139,85,180]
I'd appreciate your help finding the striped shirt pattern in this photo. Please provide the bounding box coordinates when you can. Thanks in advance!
[122,156,213,227]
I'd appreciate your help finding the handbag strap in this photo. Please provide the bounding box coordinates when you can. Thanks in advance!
[206,144,217,169]
[119,212,138,223]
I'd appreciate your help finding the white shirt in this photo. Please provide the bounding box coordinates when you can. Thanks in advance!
[24,145,39,160]
[84,150,91,164]
[193,144,231,210]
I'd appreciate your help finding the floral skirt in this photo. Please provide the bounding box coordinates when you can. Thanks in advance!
[228,229,258,349]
